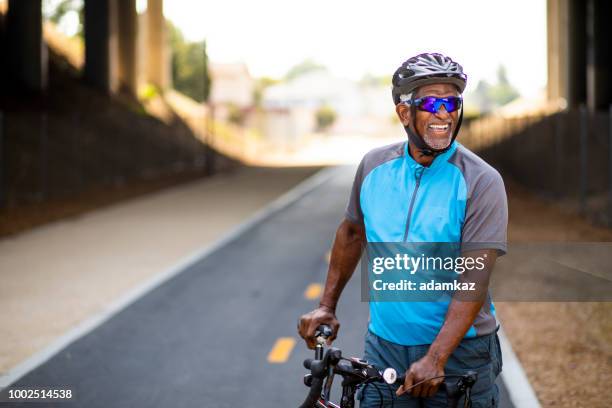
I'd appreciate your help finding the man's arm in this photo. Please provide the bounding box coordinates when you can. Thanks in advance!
[297,218,365,349]
[398,249,498,398]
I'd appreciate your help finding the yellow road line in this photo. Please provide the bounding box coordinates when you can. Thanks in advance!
[325,250,331,264]
[304,283,323,300]
[267,337,296,363]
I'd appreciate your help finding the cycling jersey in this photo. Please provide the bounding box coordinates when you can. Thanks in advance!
[346,140,508,346]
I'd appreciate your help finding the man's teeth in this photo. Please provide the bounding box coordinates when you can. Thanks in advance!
[428,124,449,130]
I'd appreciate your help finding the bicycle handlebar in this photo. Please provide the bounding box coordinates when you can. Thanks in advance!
[299,325,478,408]
[298,325,333,408]
[299,375,324,408]
[384,368,478,405]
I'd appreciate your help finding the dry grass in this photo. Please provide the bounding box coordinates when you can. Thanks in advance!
[497,180,612,407]
[497,303,612,407]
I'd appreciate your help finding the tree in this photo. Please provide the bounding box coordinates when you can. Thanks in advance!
[253,77,280,108]
[316,105,337,131]
[468,65,520,114]
[42,0,84,38]
[167,21,211,103]
[488,65,520,107]
[285,59,326,81]
[227,103,245,126]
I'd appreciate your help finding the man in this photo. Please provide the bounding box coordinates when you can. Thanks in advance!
[298,53,507,407]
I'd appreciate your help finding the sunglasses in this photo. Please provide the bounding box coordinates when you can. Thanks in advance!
[405,96,463,114]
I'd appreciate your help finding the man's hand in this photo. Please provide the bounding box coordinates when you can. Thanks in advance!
[396,354,445,398]
[297,305,340,349]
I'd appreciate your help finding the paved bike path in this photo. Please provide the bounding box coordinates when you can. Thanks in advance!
[0,167,513,407]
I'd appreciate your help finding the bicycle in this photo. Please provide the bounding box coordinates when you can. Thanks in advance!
[299,325,477,408]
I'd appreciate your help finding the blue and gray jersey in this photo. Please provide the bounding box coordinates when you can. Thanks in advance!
[346,140,508,346]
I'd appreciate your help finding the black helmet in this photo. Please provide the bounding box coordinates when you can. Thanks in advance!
[392,53,467,105]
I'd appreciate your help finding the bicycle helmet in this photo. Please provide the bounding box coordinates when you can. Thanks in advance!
[391,53,468,156]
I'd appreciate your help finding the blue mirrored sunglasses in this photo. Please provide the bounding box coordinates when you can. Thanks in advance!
[405,96,463,114]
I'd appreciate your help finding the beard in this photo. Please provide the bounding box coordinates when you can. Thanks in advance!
[422,133,452,150]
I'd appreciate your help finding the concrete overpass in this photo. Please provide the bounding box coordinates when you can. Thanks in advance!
[2,0,610,113]
[1,0,170,95]
[548,0,611,111]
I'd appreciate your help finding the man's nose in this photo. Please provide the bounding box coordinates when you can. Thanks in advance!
[435,105,451,118]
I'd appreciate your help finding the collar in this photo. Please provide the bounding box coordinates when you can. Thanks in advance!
[404,140,457,171]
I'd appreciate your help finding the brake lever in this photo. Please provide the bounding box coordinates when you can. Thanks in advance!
[322,348,342,404]
[322,365,334,404]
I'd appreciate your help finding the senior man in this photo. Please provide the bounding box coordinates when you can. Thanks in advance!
[298,53,508,407]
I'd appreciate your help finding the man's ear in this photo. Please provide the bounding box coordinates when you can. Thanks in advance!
[396,103,410,127]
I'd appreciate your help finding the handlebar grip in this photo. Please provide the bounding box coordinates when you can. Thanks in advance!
[392,372,474,408]
[391,373,448,391]
[314,325,333,338]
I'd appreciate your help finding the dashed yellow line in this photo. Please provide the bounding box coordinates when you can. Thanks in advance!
[267,337,296,363]
[304,283,323,300]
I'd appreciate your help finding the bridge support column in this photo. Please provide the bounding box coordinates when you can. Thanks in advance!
[586,0,611,111]
[84,0,119,93]
[117,0,138,95]
[547,0,569,103]
[7,0,47,92]
[547,0,587,108]
[147,0,170,91]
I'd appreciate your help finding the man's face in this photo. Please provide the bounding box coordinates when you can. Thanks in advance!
[396,83,460,150]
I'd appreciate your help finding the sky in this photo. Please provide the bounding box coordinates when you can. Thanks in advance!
[163,0,547,98]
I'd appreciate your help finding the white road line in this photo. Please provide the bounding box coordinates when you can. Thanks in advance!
[498,326,542,408]
[0,166,339,389]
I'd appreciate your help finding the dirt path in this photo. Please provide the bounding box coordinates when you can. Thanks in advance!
[497,180,612,408]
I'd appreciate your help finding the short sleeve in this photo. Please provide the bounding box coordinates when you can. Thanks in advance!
[461,170,508,255]
[345,158,365,225]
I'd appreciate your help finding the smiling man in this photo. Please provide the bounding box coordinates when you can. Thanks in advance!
[298,53,508,407]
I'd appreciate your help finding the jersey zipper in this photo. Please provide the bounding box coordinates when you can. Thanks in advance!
[403,167,425,242]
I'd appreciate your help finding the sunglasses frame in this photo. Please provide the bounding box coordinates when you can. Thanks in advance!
[404,95,463,114]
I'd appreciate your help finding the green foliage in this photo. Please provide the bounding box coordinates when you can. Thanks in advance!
[167,21,211,103]
[488,66,520,106]
[315,105,337,131]
[227,103,246,126]
[42,0,84,38]
[285,59,326,81]
[253,77,280,107]
[468,65,520,114]
[139,83,159,102]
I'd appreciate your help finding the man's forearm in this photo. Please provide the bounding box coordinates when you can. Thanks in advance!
[319,220,365,311]
[427,249,497,365]
[426,300,485,366]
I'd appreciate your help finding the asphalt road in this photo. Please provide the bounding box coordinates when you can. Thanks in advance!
[0,167,513,408]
